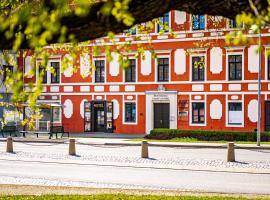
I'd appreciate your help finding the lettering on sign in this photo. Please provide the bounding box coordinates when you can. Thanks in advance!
[152,93,170,101]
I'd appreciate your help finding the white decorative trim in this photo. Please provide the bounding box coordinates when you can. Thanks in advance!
[210,32,224,37]
[63,99,73,118]
[228,84,241,91]
[80,86,90,92]
[125,85,135,92]
[210,47,223,74]
[175,34,186,38]
[50,86,59,92]
[112,99,120,120]
[174,49,186,75]
[210,99,222,119]
[248,45,259,73]
[63,54,73,78]
[127,96,133,100]
[80,54,90,77]
[192,84,204,91]
[157,35,169,39]
[231,95,239,100]
[248,99,258,123]
[24,56,34,78]
[110,85,120,92]
[141,51,152,76]
[63,86,73,92]
[194,96,202,100]
[174,11,186,24]
[80,99,88,119]
[210,84,222,91]
[109,53,120,76]
[94,86,104,92]
[192,33,204,38]
[248,83,258,91]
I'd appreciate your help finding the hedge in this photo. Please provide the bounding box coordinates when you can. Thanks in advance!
[145,129,270,141]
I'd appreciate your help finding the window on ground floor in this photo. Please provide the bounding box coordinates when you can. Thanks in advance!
[228,102,243,125]
[192,102,205,124]
[125,102,136,123]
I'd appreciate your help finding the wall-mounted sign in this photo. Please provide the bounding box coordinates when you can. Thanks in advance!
[152,93,170,101]
[179,111,188,117]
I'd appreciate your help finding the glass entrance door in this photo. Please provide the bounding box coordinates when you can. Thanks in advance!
[84,101,114,133]
[94,102,105,132]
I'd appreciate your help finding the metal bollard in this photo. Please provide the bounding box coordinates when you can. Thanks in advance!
[69,139,76,156]
[141,140,149,158]
[6,137,13,153]
[227,142,235,162]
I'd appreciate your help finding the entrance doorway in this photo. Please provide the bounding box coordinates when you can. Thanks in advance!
[93,102,105,132]
[153,103,170,129]
[265,101,270,131]
[84,101,114,133]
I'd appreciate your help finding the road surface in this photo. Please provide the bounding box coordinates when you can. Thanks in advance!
[0,141,269,195]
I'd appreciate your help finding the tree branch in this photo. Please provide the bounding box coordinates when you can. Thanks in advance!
[0,0,268,49]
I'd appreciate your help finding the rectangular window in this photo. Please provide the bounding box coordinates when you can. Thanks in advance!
[157,58,169,82]
[192,102,205,124]
[157,12,169,33]
[125,59,136,82]
[50,62,60,83]
[126,28,136,35]
[125,102,136,123]
[268,56,270,80]
[192,15,205,31]
[95,60,105,83]
[192,56,205,81]
[228,19,237,28]
[228,55,242,80]
[52,107,61,123]
[38,64,47,84]
[228,102,243,125]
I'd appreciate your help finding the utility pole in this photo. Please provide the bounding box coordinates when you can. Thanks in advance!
[257,30,262,146]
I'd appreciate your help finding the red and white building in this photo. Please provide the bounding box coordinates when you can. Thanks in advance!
[22,11,270,134]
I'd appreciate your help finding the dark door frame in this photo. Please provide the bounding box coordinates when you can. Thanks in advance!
[153,102,170,129]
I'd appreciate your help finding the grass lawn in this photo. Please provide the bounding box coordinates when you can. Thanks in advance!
[1,194,269,200]
[128,137,270,144]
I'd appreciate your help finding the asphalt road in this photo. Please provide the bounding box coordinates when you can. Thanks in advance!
[0,141,269,195]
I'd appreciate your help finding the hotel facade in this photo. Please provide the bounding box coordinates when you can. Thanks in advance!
[22,11,270,134]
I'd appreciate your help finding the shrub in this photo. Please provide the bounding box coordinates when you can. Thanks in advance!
[145,129,270,142]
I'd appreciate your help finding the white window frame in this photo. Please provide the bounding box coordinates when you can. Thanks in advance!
[226,51,244,82]
[189,54,207,82]
[190,14,207,31]
[122,98,138,125]
[189,99,207,126]
[123,57,138,83]
[36,59,61,85]
[156,12,171,34]
[155,55,170,83]
[52,106,62,123]
[226,99,244,128]
[92,58,106,84]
